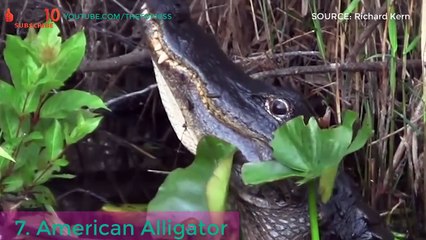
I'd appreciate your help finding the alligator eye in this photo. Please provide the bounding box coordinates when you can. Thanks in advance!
[266,98,290,118]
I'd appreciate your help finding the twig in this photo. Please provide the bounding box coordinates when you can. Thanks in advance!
[100,130,157,160]
[105,83,157,107]
[79,48,151,72]
[232,51,321,63]
[56,188,109,203]
[118,0,143,34]
[250,59,424,79]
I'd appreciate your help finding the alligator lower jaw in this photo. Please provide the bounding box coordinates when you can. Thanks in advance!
[151,61,200,154]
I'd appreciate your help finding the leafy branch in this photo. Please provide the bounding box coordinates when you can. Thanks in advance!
[0,22,108,210]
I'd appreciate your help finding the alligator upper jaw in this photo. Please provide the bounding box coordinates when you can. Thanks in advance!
[141,4,270,160]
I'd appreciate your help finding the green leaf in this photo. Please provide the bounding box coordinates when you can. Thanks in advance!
[53,158,69,167]
[0,82,41,115]
[388,6,398,56]
[43,120,64,160]
[387,6,397,94]
[65,115,103,145]
[23,131,44,143]
[148,136,236,212]
[322,110,358,162]
[271,116,312,172]
[0,143,15,171]
[40,90,108,119]
[103,203,148,212]
[345,108,373,155]
[3,175,24,192]
[21,86,42,114]
[21,59,42,91]
[206,143,235,212]
[16,163,38,185]
[318,166,338,202]
[24,28,38,44]
[0,146,15,162]
[36,23,61,65]
[342,0,360,15]
[13,142,41,171]
[4,35,41,91]
[41,31,86,88]
[403,35,420,54]
[32,185,56,208]
[0,106,20,141]
[34,164,61,185]
[242,160,304,185]
[50,173,75,179]
[0,81,16,106]
[310,1,326,59]
[37,21,61,50]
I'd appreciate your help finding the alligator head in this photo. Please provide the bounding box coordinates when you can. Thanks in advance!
[140,1,394,239]
[140,0,312,163]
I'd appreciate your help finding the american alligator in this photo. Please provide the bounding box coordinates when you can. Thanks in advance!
[140,1,394,239]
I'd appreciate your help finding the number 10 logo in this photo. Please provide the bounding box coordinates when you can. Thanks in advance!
[44,8,61,22]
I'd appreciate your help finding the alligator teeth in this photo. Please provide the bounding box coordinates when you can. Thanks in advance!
[166,60,177,67]
[152,31,160,39]
[141,3,148,14]
[152,39,162,51]
[157,51,169,64]
[201,97,208,105]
